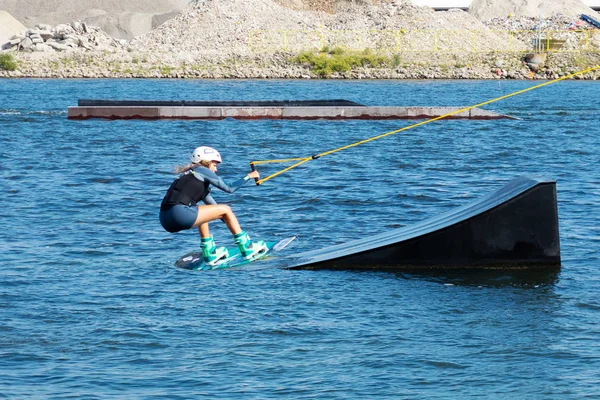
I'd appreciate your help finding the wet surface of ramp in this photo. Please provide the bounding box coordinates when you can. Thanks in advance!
[284,177,561,271]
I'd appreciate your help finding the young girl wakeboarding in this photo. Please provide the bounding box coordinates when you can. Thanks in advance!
[159,146,267,265]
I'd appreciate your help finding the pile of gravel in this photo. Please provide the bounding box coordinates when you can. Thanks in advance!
[470,0,595,20]
[131,0,528,55]
[0,0,188,20]
[0,0,188,40]
[274,0,397,13]
[4,0,599,80]
[0,10,26,46]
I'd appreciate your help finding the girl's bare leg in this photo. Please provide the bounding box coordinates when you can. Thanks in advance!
[193,205,242,236]
[198,223,210,238]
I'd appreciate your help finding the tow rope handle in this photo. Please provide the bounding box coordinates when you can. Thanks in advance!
[250,163,260,186]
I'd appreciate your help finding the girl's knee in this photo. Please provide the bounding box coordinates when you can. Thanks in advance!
[221,204,233,215]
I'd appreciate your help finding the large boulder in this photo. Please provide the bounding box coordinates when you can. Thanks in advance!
[0,10,27,48]
[470,0,596,20]
[0,0,189,39]
[2,19,126,53]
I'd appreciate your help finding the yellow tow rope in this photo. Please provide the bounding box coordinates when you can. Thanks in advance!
[250,64,600,185]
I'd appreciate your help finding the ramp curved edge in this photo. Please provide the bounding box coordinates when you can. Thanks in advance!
[284,177,561,271]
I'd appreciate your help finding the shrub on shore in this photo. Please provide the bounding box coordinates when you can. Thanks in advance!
[0,53,18,71]
[295,47,387,77]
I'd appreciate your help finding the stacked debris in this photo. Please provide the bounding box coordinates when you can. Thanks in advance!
[2,21,124,52]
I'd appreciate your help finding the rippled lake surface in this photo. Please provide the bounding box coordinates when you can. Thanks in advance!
[1,78,599,398]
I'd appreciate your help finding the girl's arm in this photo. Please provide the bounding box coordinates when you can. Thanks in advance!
[192,167,251,194]
[203,194,217,205]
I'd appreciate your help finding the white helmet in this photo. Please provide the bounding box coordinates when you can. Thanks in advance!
[190,146,222,163]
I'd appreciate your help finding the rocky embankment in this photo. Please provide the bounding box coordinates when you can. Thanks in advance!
[1,0,600,79]
[3,21,124,53]
[4,50,598,80]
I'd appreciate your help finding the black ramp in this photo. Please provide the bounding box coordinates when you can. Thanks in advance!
[284,177,561,270]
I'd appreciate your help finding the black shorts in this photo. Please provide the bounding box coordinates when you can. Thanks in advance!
[159,205,198,233]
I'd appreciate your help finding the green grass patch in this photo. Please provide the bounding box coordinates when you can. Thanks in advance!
[295,47,388,77]
[0,53,18,71]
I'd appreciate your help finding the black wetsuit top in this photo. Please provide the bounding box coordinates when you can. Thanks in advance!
[160,166,250,211]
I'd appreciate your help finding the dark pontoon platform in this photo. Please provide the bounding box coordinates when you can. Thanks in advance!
[283,177,560,271]
[76,99,363,107]
[67,99,514,120]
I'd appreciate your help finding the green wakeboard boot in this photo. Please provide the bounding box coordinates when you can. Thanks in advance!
[201,235,229,265]
[234,231,268,260]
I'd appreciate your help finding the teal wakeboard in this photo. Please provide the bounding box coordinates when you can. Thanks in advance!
[175,236,296,271]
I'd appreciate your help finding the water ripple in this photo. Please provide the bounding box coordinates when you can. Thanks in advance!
[1,79,599,399]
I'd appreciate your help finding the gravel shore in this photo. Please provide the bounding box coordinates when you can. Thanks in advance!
[2,0,600,79]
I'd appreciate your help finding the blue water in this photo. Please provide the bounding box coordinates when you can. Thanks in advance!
[1,78,599,399]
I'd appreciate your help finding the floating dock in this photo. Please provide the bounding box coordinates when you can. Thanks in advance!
[282,177,560,271]
[67,99,514,120]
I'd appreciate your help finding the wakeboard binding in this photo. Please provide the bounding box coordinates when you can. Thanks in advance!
[201,235,229,266]
[234,231,268,260]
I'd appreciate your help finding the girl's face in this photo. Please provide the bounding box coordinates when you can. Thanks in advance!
[209,161,219,172]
